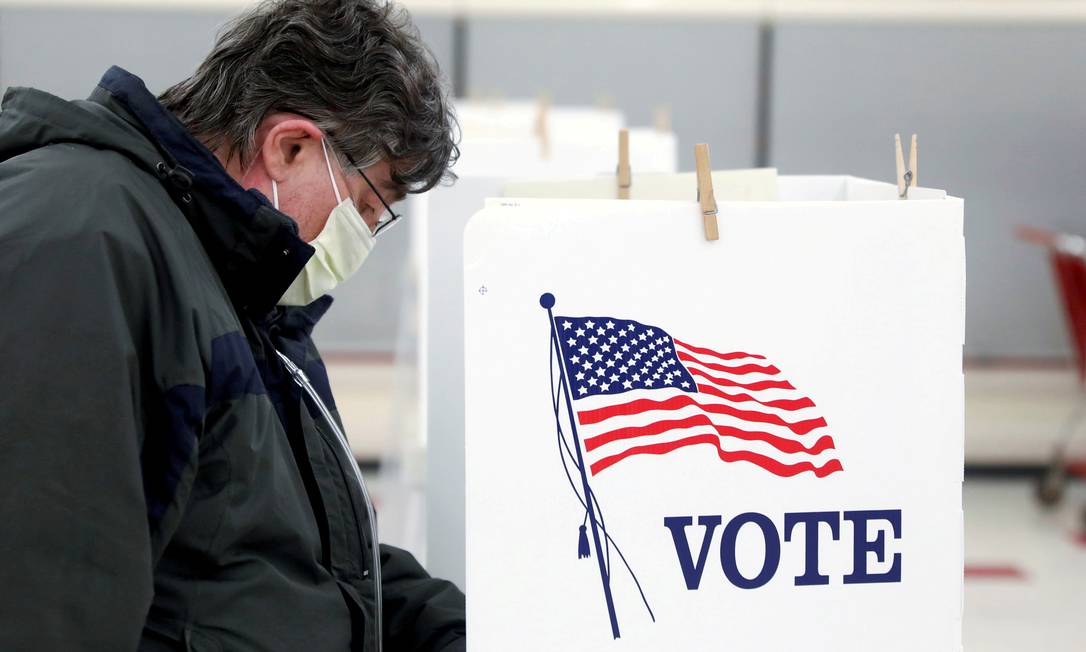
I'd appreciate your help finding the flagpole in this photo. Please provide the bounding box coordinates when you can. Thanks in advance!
[540,292,621,640]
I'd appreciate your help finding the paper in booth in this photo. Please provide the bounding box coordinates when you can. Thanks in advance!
[463,178,964,651]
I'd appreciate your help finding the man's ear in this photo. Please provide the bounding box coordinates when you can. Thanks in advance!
[260,118,324,182]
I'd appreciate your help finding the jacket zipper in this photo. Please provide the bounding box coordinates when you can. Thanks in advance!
[275,349,383,652]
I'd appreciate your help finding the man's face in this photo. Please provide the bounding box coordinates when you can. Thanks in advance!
[238,116,405,243]
[274,142,404,242]
[328,157,406,235]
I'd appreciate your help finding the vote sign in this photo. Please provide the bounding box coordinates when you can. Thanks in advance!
[464,181,964,651]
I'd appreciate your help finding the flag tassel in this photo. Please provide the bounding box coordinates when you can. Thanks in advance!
[542,292,621,639]
[578,524,591,559]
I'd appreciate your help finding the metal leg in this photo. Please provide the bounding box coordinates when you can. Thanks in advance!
[1037,400,1086,507]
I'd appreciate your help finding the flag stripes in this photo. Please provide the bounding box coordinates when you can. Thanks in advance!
[554,315,842,478]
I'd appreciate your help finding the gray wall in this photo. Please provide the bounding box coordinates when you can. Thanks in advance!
[770,23,1086,358]
[466,17,760,170]
[2,7,1084,358]
[0,7,227,98]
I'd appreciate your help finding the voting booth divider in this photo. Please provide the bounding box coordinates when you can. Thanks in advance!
[463,173,964,650]
[412,109,679,582]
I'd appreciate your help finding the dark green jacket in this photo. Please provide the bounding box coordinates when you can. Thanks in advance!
[0,67,464,652]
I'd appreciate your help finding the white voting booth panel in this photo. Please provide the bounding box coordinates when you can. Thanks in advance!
[463,177,964,651]
[453,101,624,178]
[452,101,677,178]
[504,167,778,201]
[454,131,678,178]
[625,128,679,176]
[454,101,624,142]
[420,124,679,588]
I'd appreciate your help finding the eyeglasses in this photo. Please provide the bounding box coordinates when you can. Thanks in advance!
[341,150,402,237]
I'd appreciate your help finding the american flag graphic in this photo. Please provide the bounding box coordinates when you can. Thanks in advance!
[554,314,843,478]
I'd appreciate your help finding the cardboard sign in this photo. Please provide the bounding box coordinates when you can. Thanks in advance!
[464,178,964,651]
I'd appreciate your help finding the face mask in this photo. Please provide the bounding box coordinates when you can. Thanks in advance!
[276,138,377,306]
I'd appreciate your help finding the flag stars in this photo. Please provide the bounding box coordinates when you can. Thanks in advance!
[558,316,697,398]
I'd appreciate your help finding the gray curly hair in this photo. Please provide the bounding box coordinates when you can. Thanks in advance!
[160,0,458,193]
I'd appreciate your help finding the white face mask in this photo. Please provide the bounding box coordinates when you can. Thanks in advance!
[276,138,377,306]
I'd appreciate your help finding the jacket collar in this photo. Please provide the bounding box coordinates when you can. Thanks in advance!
[92,66,314,315]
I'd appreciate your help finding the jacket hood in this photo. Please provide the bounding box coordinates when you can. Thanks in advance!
[0,82,159,168]
[0,66,314,315]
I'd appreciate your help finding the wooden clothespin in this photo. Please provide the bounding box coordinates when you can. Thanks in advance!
[617,129,631,200]
[694,143,719,241]
[895,133,918,199]
[654,105,672,133]
[534,93,551,160]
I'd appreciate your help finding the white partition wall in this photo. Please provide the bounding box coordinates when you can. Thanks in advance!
[420,108,681,586]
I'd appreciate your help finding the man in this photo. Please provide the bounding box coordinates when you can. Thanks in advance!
[0,1,463,650]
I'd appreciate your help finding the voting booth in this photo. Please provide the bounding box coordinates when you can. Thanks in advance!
[419,117,679,585]
[463,175,964,650]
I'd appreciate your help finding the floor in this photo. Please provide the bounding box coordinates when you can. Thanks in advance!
[965,365,1086,465]
[963,478,1086,651]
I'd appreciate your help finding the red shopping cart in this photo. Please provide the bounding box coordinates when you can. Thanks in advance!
[1018,226,1086,507]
